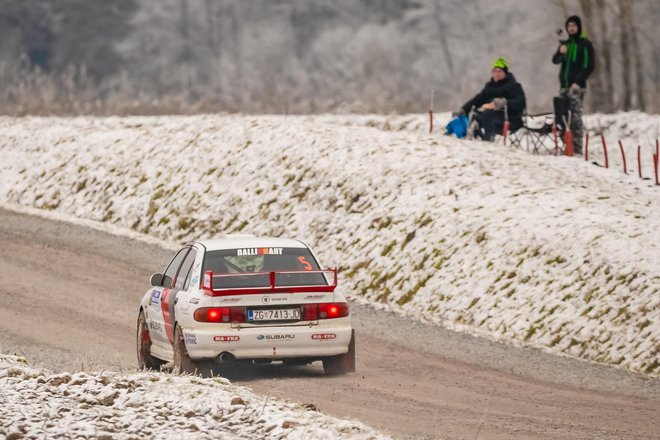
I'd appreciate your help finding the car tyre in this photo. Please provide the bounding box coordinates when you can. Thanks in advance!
[136,311,164,371]
[323,330,356,375]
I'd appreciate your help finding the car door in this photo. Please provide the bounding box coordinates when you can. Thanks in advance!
[164,247,197,339]
[148,247,190,346]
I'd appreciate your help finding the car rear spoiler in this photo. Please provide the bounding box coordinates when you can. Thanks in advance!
[201,269,338,296]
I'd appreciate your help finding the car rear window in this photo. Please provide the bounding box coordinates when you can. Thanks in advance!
[203,247,326,288]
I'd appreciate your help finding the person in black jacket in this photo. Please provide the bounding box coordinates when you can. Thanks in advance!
[552,15,595,154]
[460,58,526,142]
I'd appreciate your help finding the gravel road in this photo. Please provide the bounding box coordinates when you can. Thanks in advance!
[1,207,657,440]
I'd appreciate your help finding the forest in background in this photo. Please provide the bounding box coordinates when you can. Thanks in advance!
[0,0,657,115]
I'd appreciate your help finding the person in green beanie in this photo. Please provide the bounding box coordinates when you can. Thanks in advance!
[459,57,526,142]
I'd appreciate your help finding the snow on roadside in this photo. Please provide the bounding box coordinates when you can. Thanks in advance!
[330,111,660,179]
[0,353,390,440]
[0,113,658,377]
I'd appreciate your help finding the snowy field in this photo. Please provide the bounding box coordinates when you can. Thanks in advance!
[0,113,658,378]
[0,354,389,439]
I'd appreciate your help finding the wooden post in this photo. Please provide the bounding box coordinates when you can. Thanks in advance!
[618,140,627,174]
[585,133,589,161]
[601,134,609,168]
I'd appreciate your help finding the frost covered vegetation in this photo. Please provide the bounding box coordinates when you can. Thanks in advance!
[0,354,389,439]
[0,113,658,377]
[1,0,658,114]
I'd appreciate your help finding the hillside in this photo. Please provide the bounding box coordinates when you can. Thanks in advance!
[0,113,658,376]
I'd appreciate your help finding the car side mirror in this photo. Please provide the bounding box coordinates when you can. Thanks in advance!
[162,275,174,288]
[150,273,163,287]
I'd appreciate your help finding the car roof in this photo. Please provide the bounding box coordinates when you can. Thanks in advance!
[195,235,308,251]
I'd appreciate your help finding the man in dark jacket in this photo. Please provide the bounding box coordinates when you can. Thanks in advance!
[460,58,526,142]
[552,15,595,154]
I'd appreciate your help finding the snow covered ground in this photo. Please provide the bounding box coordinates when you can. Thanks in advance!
[0,113,658,378]
[0,354,389,440]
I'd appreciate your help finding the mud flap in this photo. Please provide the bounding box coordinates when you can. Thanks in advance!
[323,329,356,375]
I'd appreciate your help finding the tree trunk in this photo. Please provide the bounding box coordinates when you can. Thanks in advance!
[432,0,455,78]
[617,0,632,111]
[627,2,645,111]
[594,0,615,112]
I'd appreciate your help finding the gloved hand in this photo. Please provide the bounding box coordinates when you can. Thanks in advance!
[491,97,507,111]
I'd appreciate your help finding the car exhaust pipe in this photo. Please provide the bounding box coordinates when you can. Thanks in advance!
[217,352,235,363]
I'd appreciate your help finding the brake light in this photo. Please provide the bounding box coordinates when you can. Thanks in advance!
[303,302,348,320]
[194,307,246,323]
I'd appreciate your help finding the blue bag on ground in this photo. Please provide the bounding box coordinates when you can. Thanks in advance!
[445,114,469,138]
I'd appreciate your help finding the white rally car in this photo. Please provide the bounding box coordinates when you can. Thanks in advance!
[136,235,355,376]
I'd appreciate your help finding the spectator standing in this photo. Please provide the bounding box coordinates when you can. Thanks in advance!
[552,15,595,154]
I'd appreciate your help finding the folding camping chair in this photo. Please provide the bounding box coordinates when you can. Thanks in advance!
[508,97,570,155]
[508,112,558,155]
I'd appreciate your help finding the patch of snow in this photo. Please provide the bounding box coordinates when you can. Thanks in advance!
[0,113,657,377]
[0,353,390,440]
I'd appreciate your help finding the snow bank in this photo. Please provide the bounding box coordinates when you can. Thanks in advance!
[0,113,658,377]
[0,354,389,440]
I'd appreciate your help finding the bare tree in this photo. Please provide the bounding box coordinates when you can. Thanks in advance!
[616,0,632,110]
[431,0,454,77]
[627,2,645,110]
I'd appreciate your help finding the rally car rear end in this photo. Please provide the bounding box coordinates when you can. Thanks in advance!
[173,243,356,376]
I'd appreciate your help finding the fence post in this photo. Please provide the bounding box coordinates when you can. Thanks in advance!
[601,134,609,168]
[654,139,659,185]
[429,89,434,134]
[563,113,574,157]
[637,145,642,179]
[502,104,509,145]
[618,140,627,174]
[584,133,589,161]
[429,110,433,134]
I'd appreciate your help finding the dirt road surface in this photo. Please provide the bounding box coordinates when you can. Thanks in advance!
[1,207,658,440]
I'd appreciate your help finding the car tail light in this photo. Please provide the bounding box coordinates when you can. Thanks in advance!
[303,302,348,320]
[194,307,246,323]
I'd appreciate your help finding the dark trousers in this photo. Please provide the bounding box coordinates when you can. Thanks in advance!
[555,89,586,154]
[475,110,504,142]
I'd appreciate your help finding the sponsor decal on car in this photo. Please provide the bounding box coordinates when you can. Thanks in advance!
[312,333,337,340]
[237,247,283,256]
[219,297,241,303]
[256,334,295,341]
[304,294,324,300]
[214,336,240,342]
[149,289,161,306]
[189,298,200,304]
[184,333,197,345]
[150,321,162,331]
[191,275,199,286]
[261,296,288,304]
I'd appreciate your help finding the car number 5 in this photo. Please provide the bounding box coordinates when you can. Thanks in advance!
[298,256,312,271]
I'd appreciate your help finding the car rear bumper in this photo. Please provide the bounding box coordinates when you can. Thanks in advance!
[182,318,353,360]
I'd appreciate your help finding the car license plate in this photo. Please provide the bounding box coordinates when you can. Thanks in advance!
[247,308,300,322]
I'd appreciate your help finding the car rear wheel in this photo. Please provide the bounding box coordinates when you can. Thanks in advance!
[323,329,356,375]
[136,311,164,371]
[172,324,213,377]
